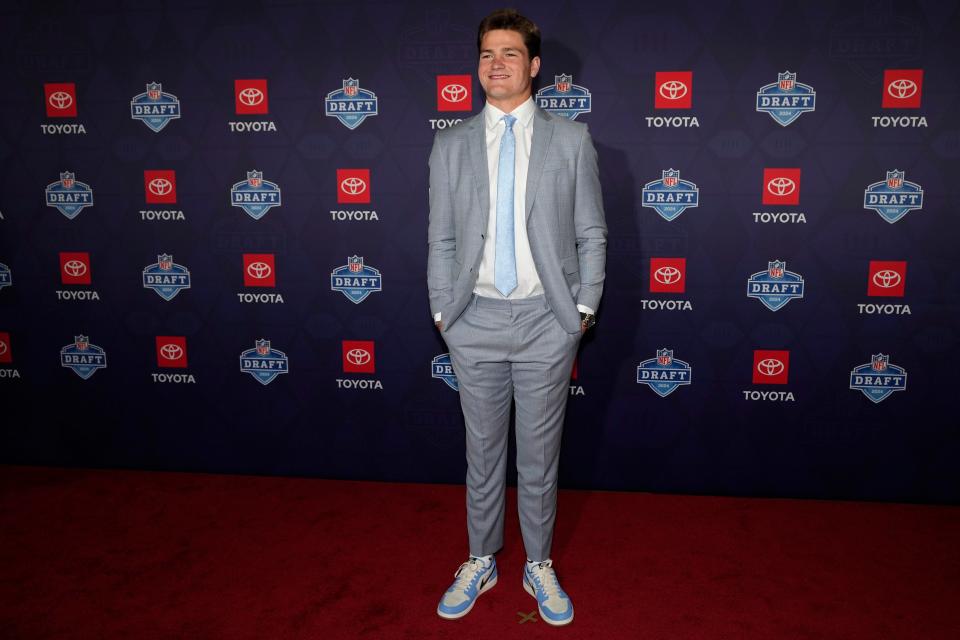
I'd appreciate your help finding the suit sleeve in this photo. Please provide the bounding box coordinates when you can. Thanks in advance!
[427,132,457,317]
[573,125,607,313]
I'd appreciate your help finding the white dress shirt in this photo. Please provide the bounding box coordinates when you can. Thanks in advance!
[434,97,594,321]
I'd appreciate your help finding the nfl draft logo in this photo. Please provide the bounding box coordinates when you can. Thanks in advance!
[239,339,289,385]
[636,348,692,398]
[747,260,805,311]
[130,82,181,132]
[849,354,907,403]
[642,169,699,221]
[431,353,459,391]
[231,170,282,220]
[143,254,191,301]
[535,74,591,120]
[331,256,382,304]
[60,335,107,379]
[0,262,11,292]
[864,170,923,223]
[325,78,378,129]
[756,71,815,126]
[46,171,94,220]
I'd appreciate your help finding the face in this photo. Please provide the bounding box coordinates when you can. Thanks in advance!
[478,29,541,111]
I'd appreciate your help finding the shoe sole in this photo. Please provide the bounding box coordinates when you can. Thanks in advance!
[523,576,574,626]
[436,574,498,620]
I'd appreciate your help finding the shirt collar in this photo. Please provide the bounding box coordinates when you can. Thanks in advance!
[484,96,536,131]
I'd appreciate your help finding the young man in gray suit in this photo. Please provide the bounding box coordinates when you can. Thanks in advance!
[429,8,606,626]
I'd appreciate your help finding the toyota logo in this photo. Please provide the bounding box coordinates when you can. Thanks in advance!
[247,262,272,279]
[340,177,367,195]
[887,79,917,99]
[658,80,688,100]
[0,341,7,356]
[757,358,785,377]
[238,87,264,106]
[346,348,371,365]
[441,83,468,103]
[654,266,682,285]
[873,270,902,288]
[766,177,796,196]
[148,177,173,196]
[63,260,87,277]
[159,344,183,360]
[49,91,73,110]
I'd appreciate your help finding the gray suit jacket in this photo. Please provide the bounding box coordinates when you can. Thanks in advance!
[427,106,607,334]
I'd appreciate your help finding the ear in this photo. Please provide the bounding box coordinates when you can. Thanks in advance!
[530,56,541,79]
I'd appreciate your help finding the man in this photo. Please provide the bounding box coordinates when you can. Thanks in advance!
[428,8,606,627]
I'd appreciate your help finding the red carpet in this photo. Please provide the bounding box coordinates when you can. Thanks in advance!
[1,466,958,639]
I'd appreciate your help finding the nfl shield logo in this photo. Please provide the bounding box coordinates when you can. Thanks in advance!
[556,74,572,93]
[872,354,889,371]
[61,171,75,188]
[247,170,262,188]
[344,79,359,97]
[886,170,904,189]
[256,339,271,356]
[657,348,673,366]
[75,335,89,350]
[779,72,796,91]
[768,260,785,278]
[663,169,680,187]
[348,256,363,273]
[158,254,173,270]
[147,82,162,100]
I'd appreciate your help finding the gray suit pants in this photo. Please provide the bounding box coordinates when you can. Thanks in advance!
[444,294,580,562]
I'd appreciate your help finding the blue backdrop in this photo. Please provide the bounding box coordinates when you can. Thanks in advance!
[1,0,958,504]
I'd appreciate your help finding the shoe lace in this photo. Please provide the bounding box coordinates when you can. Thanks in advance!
[530,560,561,598]
[452,558,486,591]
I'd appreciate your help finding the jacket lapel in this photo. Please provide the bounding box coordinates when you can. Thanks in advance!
[466,113,489,228]
[525,107,555,220]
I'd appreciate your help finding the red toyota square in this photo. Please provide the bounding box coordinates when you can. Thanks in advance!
[235,79,269,115]
[144,170,177,204]
[0,332,11,364]
[654,71,692,109]
[59,252,91,285]
[571,355,578,381]
[867,261,907,297]
[752,350,790,385]
[649,258,686,293]
[342,340,375,373]
[156,336,188,368]
[44,83,77,117]
[762,168,801,206]
[242,254,276,287]
[437,75,473,112]
[882,69,923,109]
[337,169,371,204]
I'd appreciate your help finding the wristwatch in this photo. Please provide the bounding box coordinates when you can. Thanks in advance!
[579,312,596,330]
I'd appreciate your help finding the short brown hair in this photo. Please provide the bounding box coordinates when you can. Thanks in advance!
[477,9,541,60]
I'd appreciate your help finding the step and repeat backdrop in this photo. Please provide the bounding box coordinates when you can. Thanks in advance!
[1,1,958,503]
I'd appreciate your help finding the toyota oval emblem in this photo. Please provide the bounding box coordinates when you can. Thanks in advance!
[757,358,784,376]
[247,262,272,279]
[658,80,688,100]
[766,177,796,196]
[239,87,264,106]
[148,178,172,196]
[346,348,371,365]
[64,260,87,277]
[654,266,682,285]
[441,83,468,103]
[872,270,901,288]
[160,344,183,360]
[340,177,367,195]
[49,91,73,110]
[887,79,917,99]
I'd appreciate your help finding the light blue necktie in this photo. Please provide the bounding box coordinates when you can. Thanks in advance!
[495,114,518,297]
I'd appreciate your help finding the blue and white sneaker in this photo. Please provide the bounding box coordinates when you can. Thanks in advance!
[523,560,574,626]
[436,556,498,619]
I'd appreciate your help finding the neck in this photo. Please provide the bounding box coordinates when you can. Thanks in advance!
[487,94,530,114]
